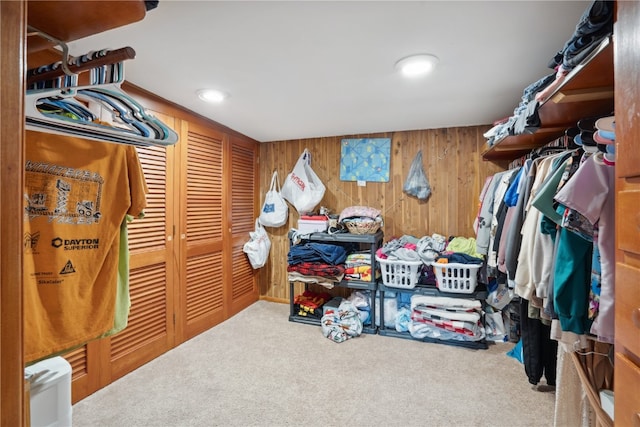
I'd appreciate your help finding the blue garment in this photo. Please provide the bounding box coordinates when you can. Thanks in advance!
[505,73,556,138]
[287,242,348,265]
[503,167,523,207]
[438,253,483,265]
[521,73,557,103]
[395,306,411,332]
[396,292,412,309]
[549,0,614,71]
[507,339,524,364]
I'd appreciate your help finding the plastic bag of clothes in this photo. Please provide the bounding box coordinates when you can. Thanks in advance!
[321,300,363,343]
[242,219,271,269]
[403,150,431,200]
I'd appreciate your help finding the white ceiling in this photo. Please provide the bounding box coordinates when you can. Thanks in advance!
[68,0,591,143]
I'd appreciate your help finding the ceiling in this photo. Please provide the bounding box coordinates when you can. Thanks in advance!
[67,1,591,143]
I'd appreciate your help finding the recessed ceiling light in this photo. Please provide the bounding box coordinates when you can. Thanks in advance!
[197,89,228,103]
[395,54,439,77]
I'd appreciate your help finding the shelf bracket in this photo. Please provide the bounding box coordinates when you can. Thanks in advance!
[550,87,614,104]
[26,25,76,78]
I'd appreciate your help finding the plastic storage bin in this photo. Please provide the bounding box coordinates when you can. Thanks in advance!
[432,262,481,294]
[376,256,423,289]
[25,356,72,427]
[297,219,328,233]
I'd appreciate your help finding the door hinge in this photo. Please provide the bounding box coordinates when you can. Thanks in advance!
[173,313,176,326]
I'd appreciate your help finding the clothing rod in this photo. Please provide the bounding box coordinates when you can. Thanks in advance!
[27,47,136,87]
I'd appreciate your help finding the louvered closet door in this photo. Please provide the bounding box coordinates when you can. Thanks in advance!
[61,340,99,403]
[227,135,259,316]
[107,111,177,381]
[64,112,177,401]
[179,121,227,340]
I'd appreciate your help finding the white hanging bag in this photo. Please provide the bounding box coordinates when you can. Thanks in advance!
[259,171,288,227]
[281,148,326,214]
[243,219,271,269]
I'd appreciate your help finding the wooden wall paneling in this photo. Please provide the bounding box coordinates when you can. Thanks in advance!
[458,126,485,235]
[227,136,259,316]
[256,142,284,301]
[434,128,457,236]
[424,129,441,234]
[614,1,640,424]
[180,120,226,339]
[258,126,504,302]
[0,1,25,425]
[387,132,410,238]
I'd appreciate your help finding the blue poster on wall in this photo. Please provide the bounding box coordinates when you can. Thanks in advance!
[340,138,391,182]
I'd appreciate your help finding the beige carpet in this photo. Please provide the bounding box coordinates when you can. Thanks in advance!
[72,300,555,427]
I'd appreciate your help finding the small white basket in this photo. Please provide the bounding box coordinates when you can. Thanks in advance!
[432,262,481,294]
[376,256,423,289]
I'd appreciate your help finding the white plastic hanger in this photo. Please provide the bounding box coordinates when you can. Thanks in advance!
[25,28,178,147]
[26,83,179,147]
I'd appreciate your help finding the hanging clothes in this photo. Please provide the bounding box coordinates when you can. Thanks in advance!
[554,152,615,344]
[23,130,148,363]
[514,152,565,302]
[503,158,534,286]
[520,298,557,387]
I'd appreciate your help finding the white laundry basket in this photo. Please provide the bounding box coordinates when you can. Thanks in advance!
[376,256,423,289]
[432,262,481,294]
[25,356,72,427]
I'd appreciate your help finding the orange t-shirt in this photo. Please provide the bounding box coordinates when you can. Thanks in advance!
[23,131,148,363]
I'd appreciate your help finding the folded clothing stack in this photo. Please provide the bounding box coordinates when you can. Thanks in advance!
[293,290,332,319]
[409,295,485,342]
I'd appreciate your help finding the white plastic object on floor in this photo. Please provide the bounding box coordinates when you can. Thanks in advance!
[599,389,614,421]
[25,356,72,427]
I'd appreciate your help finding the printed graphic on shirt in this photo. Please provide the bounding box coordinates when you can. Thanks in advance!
[60,260,76,275]
[29,258,77,286]
[24,160,104,225]
[51,236,100,251]
[32,271,64,286]
[24,231,40,254]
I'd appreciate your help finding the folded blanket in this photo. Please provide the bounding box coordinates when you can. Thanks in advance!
[287,261,345,278]
[287,272,340,289]
[288,242,348,265]
[344,252,372,268]
[409,321,486,342]
[410,295,482,311]
[412,305,481,323]
[344,265,374,281]
[410,310,484,340]
[294,290,332,317]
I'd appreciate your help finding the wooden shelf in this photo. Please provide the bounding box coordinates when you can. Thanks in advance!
[27,1,146,53]
[482,37,614,162]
